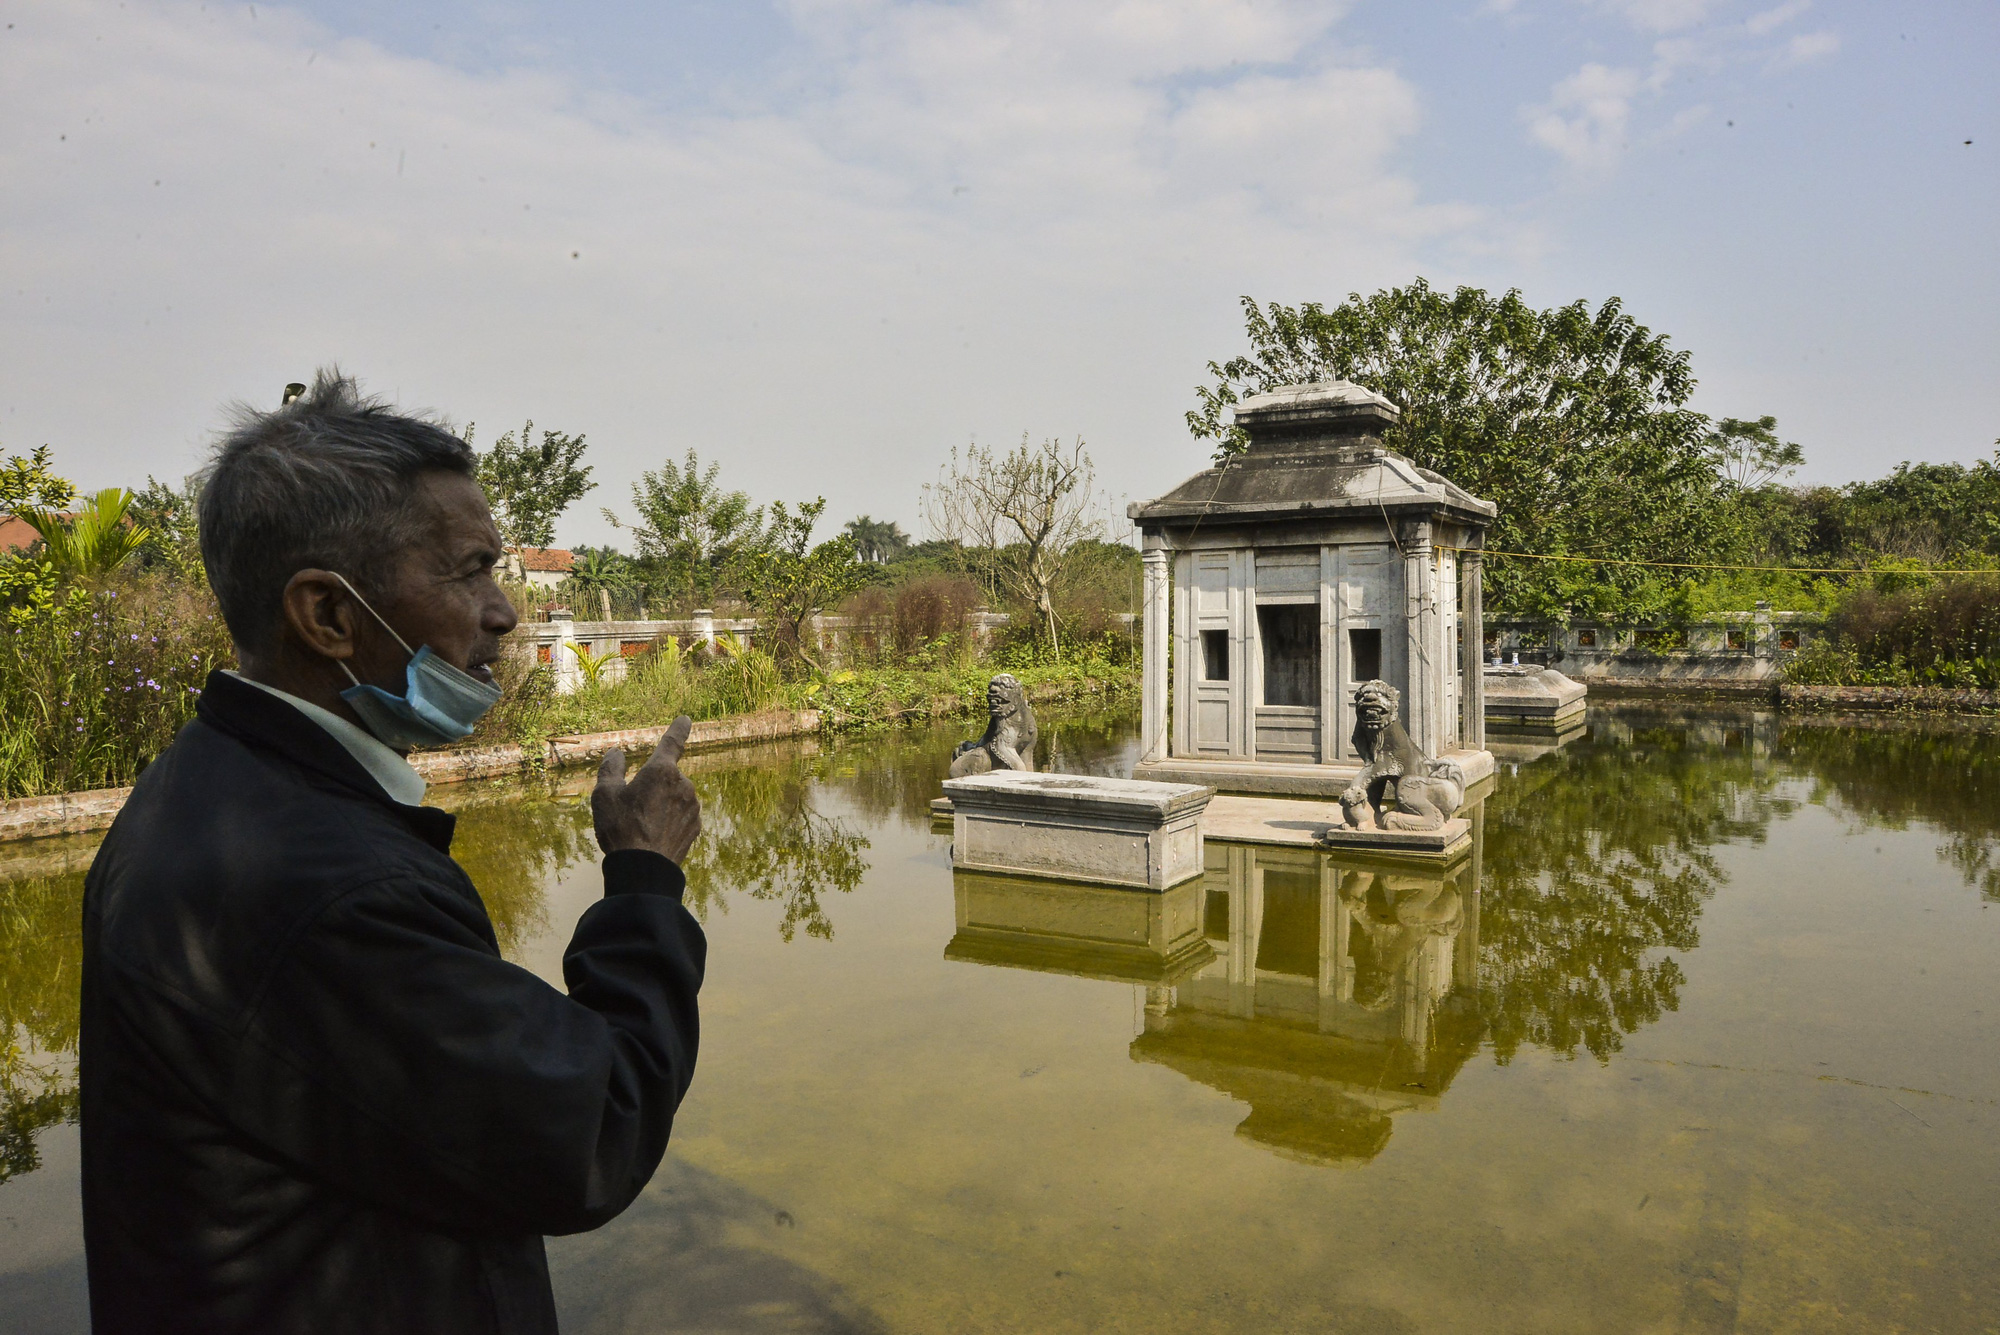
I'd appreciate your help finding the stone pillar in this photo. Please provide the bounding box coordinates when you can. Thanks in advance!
[1403,520,1437,754]
[551,619,581,694]
[1141,540,1171,763]
[692,609,717,652]
[1461,548,1485,750]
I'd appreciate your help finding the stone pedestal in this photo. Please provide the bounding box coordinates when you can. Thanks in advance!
[944,871,1213,984]
[1482,664,1586,730]
[943,772,1212,890]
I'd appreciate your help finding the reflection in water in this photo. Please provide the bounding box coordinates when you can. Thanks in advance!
[8,706,2000,1329]
[0,847,85,1185]
[945,870,1214,985]
[1476,711,1798,1063]
[1133,841,1484,1166]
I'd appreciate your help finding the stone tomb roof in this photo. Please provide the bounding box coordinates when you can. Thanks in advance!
[1128,380,1495,531]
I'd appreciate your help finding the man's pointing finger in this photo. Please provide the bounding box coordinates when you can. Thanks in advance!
[644,715,694,770]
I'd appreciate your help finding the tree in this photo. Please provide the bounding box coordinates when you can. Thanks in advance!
[1708,415,1804,489]
[740,498,866,674]
[0,445,75,514]
[605,450,765,608]
[922,435,1101,658]
[842,515,910,564]
[128,475,206,583]
[564,545,637,620]
[22,489,149,582]
[470,420,595,550]
[1188,281,1733,620]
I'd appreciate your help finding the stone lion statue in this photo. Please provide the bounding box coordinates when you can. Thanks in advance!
[1334,680,1464,832]
[948,674,1038,778]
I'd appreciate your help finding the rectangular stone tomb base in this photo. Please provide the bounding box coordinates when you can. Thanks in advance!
[942,771,1213,891]
[944,870,1214,985]
[1202,794,1471,859]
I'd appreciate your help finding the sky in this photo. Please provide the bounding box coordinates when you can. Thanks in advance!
[1,0,1994,549]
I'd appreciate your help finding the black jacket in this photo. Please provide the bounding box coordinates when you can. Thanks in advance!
[80,671,704,1333]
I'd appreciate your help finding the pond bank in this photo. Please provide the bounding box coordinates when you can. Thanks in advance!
[0,671,1132,843]
[0,709,824,844]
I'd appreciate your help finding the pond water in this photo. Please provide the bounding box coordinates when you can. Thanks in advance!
[3,705,2000,1333]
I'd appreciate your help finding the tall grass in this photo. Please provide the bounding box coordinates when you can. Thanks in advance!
[470,633,793,748]
[0,577,235,798]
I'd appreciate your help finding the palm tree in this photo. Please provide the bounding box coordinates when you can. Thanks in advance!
[22,489,150,581]
[564,547,636,621]
[842,515,909,564]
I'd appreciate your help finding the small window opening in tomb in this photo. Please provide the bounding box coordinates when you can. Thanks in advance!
[1576,628,1597,648]
[1259,605,1319,706]
[1349,627,1382,685]
[1726,629,1747,651]
[1725,729,1745,748]
[1778,630,1799,651]
[1200,629,1229,681]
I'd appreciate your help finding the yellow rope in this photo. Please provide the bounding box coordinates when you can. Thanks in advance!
[1443,547,1999,577]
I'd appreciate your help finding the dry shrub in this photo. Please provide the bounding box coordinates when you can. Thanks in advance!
[1830,575,2000,686]
[892,575,980,653]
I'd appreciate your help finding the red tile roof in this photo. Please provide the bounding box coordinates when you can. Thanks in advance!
[0,513,56,554]
[517,546,574,573]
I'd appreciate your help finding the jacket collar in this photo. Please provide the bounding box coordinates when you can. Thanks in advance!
[195,670,457,855]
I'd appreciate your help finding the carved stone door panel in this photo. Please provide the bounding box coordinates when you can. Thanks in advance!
[1182,550,1245,756]
[1325,543,1404,759]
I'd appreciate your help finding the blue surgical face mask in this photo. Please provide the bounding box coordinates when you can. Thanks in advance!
[329,573,503,750]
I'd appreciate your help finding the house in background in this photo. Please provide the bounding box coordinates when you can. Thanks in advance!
[0,513,56,554]
[501,546,574,590]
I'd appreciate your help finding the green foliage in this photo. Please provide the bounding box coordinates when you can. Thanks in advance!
[741,498,866,674]
[20,489,150,583]
[0,576,236,798]
[564,640,619,688]
[471,419,596,550]
[127,475,207,583]
[0,445,75,514]
[1190,281,1732,620]
[606,450,765,609]
[1707,415,1804,489]
[843,515,910,564]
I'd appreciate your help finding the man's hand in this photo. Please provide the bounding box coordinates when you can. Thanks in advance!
[592,715,702,862]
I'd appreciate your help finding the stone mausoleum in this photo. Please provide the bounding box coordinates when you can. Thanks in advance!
[1129,381,1497,798]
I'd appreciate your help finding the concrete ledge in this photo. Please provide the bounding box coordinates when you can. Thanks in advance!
[944,771,1212,890]
[0,708,823,845]
[1779,684,2000,715]
[1132,747,1496,797]
[1203,795,1472,860]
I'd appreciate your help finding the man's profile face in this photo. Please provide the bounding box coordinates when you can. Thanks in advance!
[354,470,518,688]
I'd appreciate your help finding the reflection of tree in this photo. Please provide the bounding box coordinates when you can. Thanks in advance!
[448,791,595,957]
[0,865,84,1183]
[1778,719,2000,901]
[1479,714,1794,1063]
[681,765,870,942]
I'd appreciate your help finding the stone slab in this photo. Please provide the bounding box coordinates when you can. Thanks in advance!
[1131,747,1495,798]
[943,870,1214,985]
[1203,794,1471,859]
[943,771,1212,890]
[1482,665,1587,727]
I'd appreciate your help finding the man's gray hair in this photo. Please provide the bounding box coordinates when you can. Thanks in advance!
[198,368,476,651]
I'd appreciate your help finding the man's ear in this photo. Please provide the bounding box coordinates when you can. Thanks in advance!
[281,569,360,662]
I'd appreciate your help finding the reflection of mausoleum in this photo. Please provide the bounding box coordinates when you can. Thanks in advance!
[1130,833,1485,1166]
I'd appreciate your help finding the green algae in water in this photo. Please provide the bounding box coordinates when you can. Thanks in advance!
[5,705,2000,1332]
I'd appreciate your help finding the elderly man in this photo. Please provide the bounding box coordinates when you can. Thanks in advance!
[79,372,705,1333]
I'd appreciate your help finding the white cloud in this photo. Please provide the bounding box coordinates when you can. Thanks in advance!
[1770,29,1840,69]
[1527,63,1644,173]
[1591,0,1718,35]
[1744,0,1812,37]
[0,0,1492,535]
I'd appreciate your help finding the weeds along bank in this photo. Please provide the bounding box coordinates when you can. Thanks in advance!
[1782,569,2000,691]
[472,621,1138,755]
[0,577,234,800]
